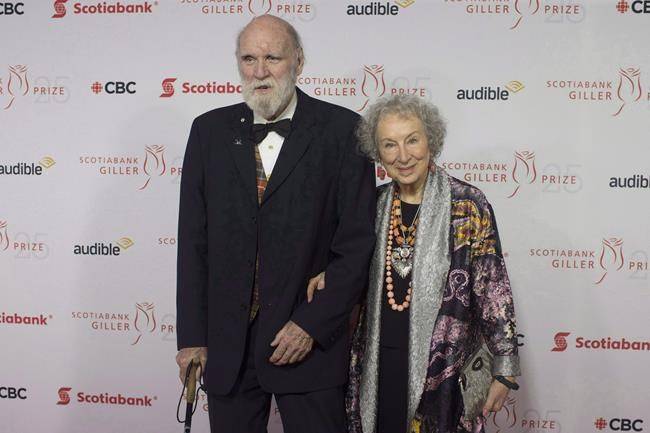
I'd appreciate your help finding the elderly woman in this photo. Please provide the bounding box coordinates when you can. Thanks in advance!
[308,94,520,433]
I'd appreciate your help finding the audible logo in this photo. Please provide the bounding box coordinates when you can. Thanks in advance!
[73,237,134,256]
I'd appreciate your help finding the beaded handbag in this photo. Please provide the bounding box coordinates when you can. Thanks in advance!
[459,343,493,420]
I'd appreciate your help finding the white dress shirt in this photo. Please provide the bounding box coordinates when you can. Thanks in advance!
[253,91,298,177]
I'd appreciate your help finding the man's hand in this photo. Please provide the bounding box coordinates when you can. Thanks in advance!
[306,272,326,303]
[176,347,208,384]
[482,377,515,416]
[269,321,313,366]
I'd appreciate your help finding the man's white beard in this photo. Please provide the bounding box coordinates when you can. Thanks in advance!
[241,69,296,120]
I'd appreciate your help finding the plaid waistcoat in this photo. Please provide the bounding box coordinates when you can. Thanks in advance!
[250,144,267,321]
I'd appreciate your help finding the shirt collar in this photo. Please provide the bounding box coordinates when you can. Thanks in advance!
[253,90,297,124]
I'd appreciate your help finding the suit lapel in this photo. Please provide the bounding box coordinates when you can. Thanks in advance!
[261,88,316,205]
[227,104,258,209]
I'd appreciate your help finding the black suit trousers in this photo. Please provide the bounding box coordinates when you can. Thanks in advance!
[207,317,346,433]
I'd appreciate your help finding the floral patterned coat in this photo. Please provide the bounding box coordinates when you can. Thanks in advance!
[346,167,520,433]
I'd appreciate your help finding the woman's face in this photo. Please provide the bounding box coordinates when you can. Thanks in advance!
[376,113,431,190]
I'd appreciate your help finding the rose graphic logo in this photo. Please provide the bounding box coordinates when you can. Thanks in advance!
[491,397,517,433]
[139,145,166,190]
[613,67,642,117]
[0,221,9,252]
[56,387,72,405]
[248,0,272,15]
[508,151,537,198]
[159,78,177,98]
[52,0,68,18]
[358,65,386,112]
[132,302,156,345]
[3,65,29,110]
[551,332,570,352]
[511,0,540,29]
[595,238,625,284]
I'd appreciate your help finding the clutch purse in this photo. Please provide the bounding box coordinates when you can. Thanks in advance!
[458,343,493,420]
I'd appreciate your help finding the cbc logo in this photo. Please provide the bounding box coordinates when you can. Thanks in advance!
[91,81,136,95]
[0,2,24,14]
[595,417,644,432]
[0,387,27,399]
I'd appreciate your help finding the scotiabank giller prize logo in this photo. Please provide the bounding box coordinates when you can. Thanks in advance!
[0,220,50,259]
[546,66,650,116]
[552,331,650,352]
[0,65,69,110]
[56,387,156,407]
[439,150,583,198]
[71,302,175,345]
[442,0,584,30]
[178,0,314,17]
[529,237,648,285]
[51,0,158,18]
[298,64,428,112]
[486,398,562,433]
[79,146,182,190]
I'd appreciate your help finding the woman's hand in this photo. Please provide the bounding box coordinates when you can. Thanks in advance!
[306,272,326,303]
[482,377,515,416]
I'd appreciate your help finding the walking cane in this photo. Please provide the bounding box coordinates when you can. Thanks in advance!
[177,359,201,433]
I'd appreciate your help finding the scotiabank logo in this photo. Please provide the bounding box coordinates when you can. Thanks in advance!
[440,150,582,198]
[57,387,72,405]
[159,77,241,98]
[0,312,51,326]
[595,417,644,431]
[552,332,650,352]
[52,0,157,18]
[616,0,650,14]
[57,387,156,407]
[551,332,571,352]
[71,302,175,345]
[0,156,56,176]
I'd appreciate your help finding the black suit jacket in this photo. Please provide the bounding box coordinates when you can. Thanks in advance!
[176,88,376,394]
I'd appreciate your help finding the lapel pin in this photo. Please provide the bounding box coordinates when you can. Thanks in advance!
[234,138,242,145]
[240,117,245,123]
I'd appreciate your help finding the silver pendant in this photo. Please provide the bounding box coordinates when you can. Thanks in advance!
[391,247,413,279]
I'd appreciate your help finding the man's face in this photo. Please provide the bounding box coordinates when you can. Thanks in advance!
[238,21,303,120]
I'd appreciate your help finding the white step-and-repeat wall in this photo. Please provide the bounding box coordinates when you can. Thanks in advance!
[2,0,649,432]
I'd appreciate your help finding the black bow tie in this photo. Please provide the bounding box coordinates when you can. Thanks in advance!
[251,119,292,144]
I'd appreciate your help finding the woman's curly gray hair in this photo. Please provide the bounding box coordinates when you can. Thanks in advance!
[356,94,446,162]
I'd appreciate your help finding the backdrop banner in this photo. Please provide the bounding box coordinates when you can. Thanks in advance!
[1,1,648,432]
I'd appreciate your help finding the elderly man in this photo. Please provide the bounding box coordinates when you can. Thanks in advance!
[175,14,376,433]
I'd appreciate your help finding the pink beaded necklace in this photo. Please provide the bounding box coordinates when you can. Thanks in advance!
[386,189,421,312]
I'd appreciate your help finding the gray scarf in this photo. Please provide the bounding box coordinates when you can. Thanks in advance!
[359,167,451,432]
